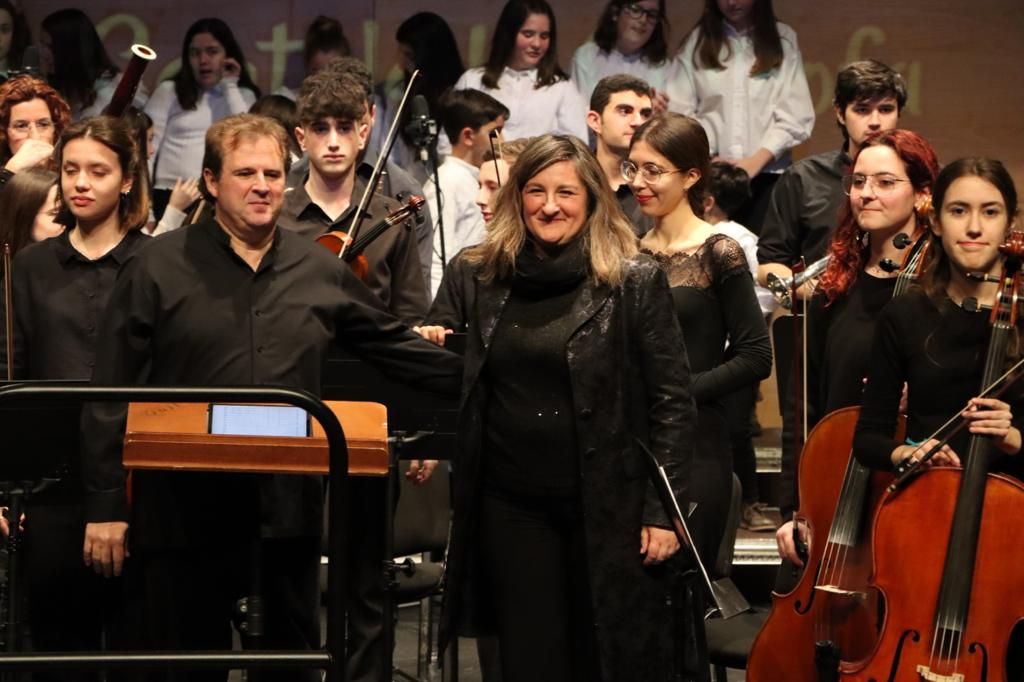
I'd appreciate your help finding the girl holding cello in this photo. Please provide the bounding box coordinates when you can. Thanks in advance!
[774,129,940,569]
[849,157,1024,680]
[749,129,938,681]
[4,115,149,677]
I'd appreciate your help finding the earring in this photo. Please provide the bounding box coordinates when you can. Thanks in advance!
[120,191,130,202]
[859,229,869,248]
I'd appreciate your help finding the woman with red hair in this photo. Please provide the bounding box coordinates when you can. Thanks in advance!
[775,129,939,572]
[0,75,72,187]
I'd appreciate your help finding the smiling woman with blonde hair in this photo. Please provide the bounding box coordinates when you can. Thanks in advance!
[420,133,698,681]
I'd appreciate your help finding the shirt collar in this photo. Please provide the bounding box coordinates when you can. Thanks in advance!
[502,66,538,81]
[444,155,480,178]
[54,228,142,266]
[201,215,282,274]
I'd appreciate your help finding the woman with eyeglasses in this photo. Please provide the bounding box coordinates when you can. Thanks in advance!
[626,111,771,566]
[0,76,71,188]
[454,0,587,142]
[666,0,813,234]
[570,0,672,110]
[773,129,940,575]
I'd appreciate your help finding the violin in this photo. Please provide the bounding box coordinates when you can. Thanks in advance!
[747,229,930,682]
[316,195,426,281]
[841,229,1024,682]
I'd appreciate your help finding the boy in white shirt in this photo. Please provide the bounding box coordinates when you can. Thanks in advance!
[425,88,508,298]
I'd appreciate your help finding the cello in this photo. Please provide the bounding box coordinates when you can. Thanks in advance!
[841,229,1024,682]
[747,230,929,682]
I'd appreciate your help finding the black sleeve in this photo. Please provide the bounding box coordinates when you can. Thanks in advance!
[757,168,802,267]
[385,219,430,326]
[690,239,772,403]
[636,264,697,527]
[334,264,462,398]
[424,252,471,331]
[853,302,908,471]
[80,255,157,523]
[778,295,829,519]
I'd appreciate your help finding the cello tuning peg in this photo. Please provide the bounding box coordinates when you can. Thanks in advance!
[892,233,912,249]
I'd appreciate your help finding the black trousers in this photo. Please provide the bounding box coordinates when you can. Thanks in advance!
[345,476,388,682]
[123,537,320,682]
[478,490,599,682]
[22,503,116,682]
[721,381,759,503]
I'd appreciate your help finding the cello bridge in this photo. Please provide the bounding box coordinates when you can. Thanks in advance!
[813,585,867,599]
[916,665,964,682]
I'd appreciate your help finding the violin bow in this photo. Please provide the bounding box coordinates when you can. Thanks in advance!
[487,129,504,188]
[3,243,12,380]
[339,69,422,261]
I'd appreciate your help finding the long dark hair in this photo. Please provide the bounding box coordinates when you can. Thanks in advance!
[0,168,58,256]
[0,1,31,71]
[817,129,940,304]
[41,9,119,113]
[54,116,150,231]
[690,0,782,76]
[396,12,464,148]
[630,113,711,217]
[482,0,568,89]
[919,157,1019,305]
[593,0,669,65]
[171,18,260,111]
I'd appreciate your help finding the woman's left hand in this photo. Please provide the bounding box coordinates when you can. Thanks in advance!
[640,526,680,566]
[963,397,1021,454]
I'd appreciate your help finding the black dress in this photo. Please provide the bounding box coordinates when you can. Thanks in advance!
[778,273,898,518]
[643,233,772,565]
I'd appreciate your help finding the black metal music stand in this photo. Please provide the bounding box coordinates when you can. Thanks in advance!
[0,383,349,681]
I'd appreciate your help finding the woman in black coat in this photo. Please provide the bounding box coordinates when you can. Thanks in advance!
[418,134,697,682]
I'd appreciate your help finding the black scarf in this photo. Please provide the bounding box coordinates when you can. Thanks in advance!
[510,236,589,297]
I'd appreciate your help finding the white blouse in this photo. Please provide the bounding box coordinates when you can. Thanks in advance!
[666,22,814,174]
[453,66,588,142]
[423,155,486,299]
[145,79,257,190]
[570,40,673,106]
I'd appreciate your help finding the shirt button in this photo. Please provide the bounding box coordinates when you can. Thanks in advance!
[254,310,262,317]
[584,447,597,460]
[580,408,592,420]
[256,346,264,354]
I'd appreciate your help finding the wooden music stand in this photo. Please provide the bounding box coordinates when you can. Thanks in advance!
[123,400,389,476]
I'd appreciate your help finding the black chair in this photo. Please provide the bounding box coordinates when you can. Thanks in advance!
[704,474,769,681]
[390,461,451,682]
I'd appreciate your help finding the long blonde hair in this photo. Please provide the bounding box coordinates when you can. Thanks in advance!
[463,134,638,286]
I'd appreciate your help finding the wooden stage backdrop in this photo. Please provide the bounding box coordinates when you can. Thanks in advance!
[21,1,1024,183]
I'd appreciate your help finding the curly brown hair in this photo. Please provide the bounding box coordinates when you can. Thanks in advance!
[0,76,72,163]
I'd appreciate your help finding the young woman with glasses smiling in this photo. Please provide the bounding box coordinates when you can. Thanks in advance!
[773,129,940,579]
[626,111,771,566]
[570,0,672,110]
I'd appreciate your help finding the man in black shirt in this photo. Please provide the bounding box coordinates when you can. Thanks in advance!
[756,60,908,299]
[278,68,428,326]
[81,113,461,681]
[586,74,654,237]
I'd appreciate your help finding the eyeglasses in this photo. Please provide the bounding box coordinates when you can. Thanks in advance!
[9,119,54,135]
[842,172,911,196]
[621,160,679,184]
[621,2,662,22]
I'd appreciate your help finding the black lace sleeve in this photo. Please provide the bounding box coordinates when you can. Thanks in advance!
[707,233,751,283]
[689,235,773,402]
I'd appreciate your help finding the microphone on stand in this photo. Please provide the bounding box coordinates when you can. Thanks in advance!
[404,94,438,163]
